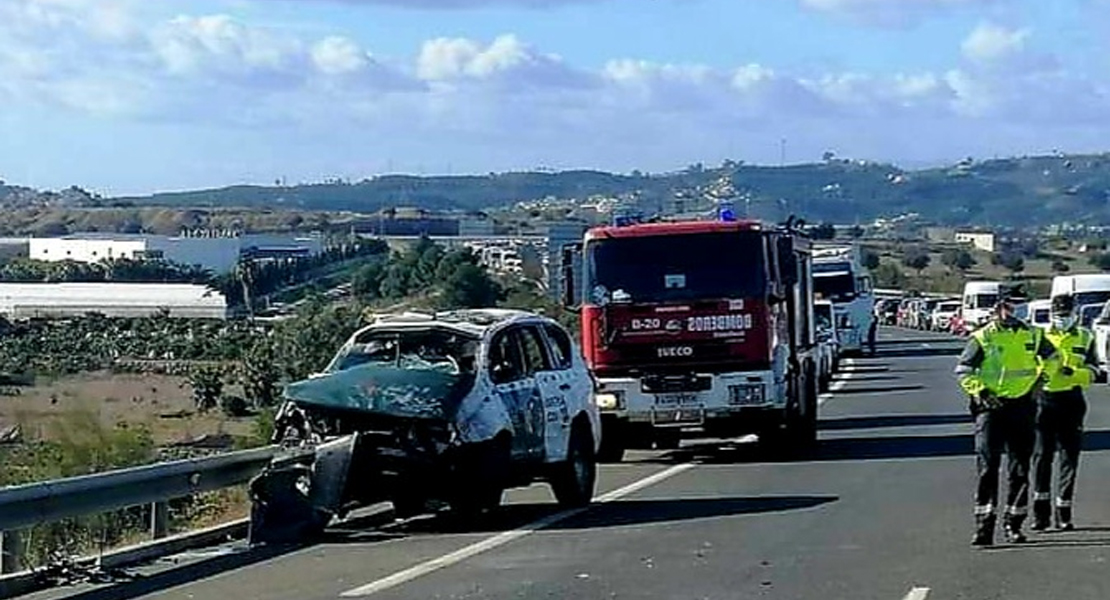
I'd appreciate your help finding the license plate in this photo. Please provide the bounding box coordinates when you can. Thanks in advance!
[655,394,700,407]
[652,408,703,425]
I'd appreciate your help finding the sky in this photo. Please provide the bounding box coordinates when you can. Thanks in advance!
[2,0,1109,195]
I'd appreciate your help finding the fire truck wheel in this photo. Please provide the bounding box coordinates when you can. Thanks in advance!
[795,371,819,448]
[597,419,627,463]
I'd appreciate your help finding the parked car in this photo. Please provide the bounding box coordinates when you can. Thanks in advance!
[916,299,940,330]
[931,300,961,331]
[879,299,899,325]
[248,308,602,544]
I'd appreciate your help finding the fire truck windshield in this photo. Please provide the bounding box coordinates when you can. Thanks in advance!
[814,272,856,301]
[585,231,765,304]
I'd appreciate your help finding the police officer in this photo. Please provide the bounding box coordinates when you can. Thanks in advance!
[1031,294,1098,531]
[955,294,1056,546]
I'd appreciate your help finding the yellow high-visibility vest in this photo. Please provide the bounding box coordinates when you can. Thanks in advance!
[959,322,1044,399]
[1044,327,1095,393]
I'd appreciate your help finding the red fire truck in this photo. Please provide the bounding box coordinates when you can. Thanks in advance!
[562,217,819,461]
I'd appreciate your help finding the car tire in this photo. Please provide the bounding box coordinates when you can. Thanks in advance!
[597,417,627,463]
[654,430,681,450]
[551,420,597,508]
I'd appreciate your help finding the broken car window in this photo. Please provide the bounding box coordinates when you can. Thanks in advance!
[519,326,552,375]
[330,328,479,375]
[542,324,573,370]
[489,329,527,384]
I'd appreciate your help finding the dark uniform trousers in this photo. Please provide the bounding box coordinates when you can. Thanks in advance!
[975,396,1036,519]
[1032,388,1087,509]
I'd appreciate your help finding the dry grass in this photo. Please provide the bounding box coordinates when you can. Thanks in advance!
[0,371,254,446]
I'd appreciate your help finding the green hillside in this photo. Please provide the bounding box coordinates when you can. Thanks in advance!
[18,152,1110,228]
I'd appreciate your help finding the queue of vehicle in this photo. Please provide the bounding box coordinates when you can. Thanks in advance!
[244,214,859,544]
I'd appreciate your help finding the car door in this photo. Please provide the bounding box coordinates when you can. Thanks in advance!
[487,326,545,462]
[533,323,579,462]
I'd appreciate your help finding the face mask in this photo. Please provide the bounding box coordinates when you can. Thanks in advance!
[1052,315,1076,330]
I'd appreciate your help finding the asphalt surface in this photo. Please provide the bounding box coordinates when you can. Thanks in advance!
[24,327,1110,600]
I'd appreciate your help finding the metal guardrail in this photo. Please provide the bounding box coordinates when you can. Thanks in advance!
[0,445,278,575]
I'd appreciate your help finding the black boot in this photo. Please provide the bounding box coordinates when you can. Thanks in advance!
[972,514,996,546]
[1031,501,1051,531]
[1003,514,1027,543]
[1056,506,1074,531]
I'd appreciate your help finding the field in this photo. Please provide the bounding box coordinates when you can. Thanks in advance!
[866,239,1103,298]
[0,372,256,447]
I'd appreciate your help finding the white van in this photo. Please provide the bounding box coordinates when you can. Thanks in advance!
[1050,275,1110,311]
[1025,299,1051,329]
[962,281,1003,329]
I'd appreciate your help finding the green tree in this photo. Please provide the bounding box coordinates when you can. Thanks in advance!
[352,261,386,300]
[241,336,281,408]
[872,262,906,288]
[1001,252,1025,276]
[902,248,931,274]
[862,249,881,270]
[848,225,864,239]
[272,297,365,381]
[1089,252,1110,271]
[441,263,502,309]
[186,365,225,413]
[941,248,976,272]
[379,261,412,299]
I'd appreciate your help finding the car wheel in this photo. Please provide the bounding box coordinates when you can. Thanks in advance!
[654,430,681,450]
[551,420,597,508]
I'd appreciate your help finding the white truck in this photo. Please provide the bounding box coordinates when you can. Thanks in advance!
[1054,275,1110,383]
[961,281,1004,331]
[812,243,874,356]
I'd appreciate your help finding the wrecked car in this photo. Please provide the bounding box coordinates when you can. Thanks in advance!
[248,309,601,544]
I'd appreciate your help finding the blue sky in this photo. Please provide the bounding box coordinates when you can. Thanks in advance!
[1,0,1108,194]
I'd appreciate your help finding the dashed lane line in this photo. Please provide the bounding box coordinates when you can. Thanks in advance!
[339,462,697,597]
[902,586,931,600]
[819,358,856,406]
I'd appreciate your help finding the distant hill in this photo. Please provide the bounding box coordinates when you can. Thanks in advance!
[16,153,1110,228]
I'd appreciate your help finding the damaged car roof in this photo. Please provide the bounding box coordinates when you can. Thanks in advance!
[358,308,544,337]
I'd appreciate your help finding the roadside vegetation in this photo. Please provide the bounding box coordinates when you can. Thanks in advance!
[0,236,572,570]
[863,235,1109,298]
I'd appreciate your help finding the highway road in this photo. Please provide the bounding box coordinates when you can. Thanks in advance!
[24,328,1110,600]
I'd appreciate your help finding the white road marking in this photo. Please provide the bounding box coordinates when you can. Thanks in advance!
[901,586,930,600]
[339,462,697,597]
[819,358,856,406]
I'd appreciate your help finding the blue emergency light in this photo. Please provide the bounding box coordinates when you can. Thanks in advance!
[718,202,737,222]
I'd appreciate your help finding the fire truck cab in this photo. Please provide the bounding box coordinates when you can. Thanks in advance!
[562,217,820,461]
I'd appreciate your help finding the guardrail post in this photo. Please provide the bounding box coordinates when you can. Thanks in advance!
[1,529,23,574]
[150,501,169,540]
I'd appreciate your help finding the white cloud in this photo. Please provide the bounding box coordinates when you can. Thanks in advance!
[961,22,1029,63]
[311,36,370,75]
[2,0,1110,192]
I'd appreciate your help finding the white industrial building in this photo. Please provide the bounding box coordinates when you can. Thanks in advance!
[955,231,996,253]
[0,283,228,320]
[28,233,324,275]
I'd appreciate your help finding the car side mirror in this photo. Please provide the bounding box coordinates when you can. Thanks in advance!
[777,238,798,285]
